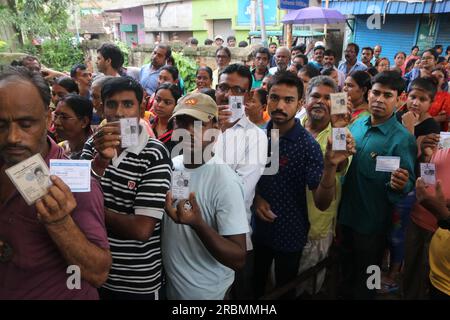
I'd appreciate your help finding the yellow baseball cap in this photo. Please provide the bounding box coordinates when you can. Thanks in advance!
[170,93,218,122]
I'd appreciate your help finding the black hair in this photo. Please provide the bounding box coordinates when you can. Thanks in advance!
[97,43,125,70]
[166,55,175,66]
[70,63,87,78]
[292,45,305,54]
[411,45,419,52]
[196,66,213,80]
[160,65,179,82]
[19,55,41,68]
[54,76,79,94]
[299,64,320,79]
[432,67,449,91]
[215,46,231,58]
[204,39,213,45]
[156,44,172,59]
[371,70,405,96]
[227,35,236,42]
[314,46,325,53]
[394,51,406,59]
[410,77,438,101]
[321,67,336,76]
[422,49,438,61]
[375,57,390,68]
[254,47,271,60]
[190,38,198,45]
[0,66,51,109]
[293,54,308,65]
[254,87,268,106]
[446,45,450,54]
[59,94,93,132]
[268,70,304,100]
[220,63,253,91]
[238,41,248,48]
[199,88,216,101]
[367,67,378,77]
[324,49,336,58]
[155,82,182,103]
[347,43,360,55]
[434,44,443,51]
[269,42,277,47]
[405,58,419,71]
[348,70,372,102]
[101,76,144,105]
[362,47,374,55]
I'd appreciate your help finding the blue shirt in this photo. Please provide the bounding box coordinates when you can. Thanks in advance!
[338,60,367,76]
[139,64,163,95]
[253,119,324,252]
[308,61,322,71]
[339,115,417,234]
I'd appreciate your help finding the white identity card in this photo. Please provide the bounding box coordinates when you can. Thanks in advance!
[5,153,51,205]
[439,132,450,149]
[229,96,244,123]
[330,93,348,115]
[171,171,191,200]
[50,160,91,192]
[120,117,139,148]
[332,128,347,151]
[420,163,436,185]
[375,156,400,173]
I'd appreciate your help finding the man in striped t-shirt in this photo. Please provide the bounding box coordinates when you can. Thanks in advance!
[81,77,172,300]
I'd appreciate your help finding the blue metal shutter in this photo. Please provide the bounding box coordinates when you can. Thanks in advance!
[435,14,450,48]
[354,15,417,65]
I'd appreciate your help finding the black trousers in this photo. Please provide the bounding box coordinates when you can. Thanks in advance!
[230,250,255,300]
[253,242,303,299]
[339,225,387,300]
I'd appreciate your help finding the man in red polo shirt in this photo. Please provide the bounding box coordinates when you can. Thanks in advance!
[0,67,111,299]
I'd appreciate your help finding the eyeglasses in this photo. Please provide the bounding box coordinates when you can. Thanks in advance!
[53,113,78,121]
[216,83,247,95]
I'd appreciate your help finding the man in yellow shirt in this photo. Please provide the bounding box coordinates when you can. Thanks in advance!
[299,75,352,294]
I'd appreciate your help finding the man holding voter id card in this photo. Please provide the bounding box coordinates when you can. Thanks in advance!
[338,71,417,299]
[0,67,111,299]
[81,76,172,300]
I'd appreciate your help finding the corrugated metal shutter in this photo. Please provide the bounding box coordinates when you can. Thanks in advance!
[354,15,417,64]
[436,14,450,47]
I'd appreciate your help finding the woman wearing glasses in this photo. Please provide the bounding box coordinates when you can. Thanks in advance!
[54,94,93,159]
[404,49,438,92]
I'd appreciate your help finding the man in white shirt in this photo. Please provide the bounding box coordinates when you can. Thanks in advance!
[215,63,268,299]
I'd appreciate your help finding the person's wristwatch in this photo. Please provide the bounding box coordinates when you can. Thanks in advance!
[437,217,450,231]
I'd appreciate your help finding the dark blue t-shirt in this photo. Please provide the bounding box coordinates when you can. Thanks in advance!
[252,119,324,252]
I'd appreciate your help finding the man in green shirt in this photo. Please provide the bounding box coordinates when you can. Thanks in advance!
[338,71,417,299]
[251,47,270,89]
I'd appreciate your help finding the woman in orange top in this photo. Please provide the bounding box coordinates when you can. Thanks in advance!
[429,68,450,131]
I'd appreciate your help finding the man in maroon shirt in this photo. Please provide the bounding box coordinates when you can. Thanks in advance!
[0,67,111,299]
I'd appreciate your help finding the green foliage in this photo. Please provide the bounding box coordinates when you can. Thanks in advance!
[24,34,84,72]
[172,51,198,93]
[115,40,130,66]
[0,40,8,52]
[1,0,74,43]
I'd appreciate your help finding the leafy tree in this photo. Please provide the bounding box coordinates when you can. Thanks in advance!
[0,0,74,45]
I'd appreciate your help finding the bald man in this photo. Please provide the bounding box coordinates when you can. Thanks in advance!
[269,46,291,75]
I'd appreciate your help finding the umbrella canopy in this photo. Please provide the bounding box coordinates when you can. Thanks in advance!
[282,7,346,24]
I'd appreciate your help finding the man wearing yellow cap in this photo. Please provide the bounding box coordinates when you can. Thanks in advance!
[163,93,249,300]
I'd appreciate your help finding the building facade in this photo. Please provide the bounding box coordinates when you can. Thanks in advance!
[325,0,450,63]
